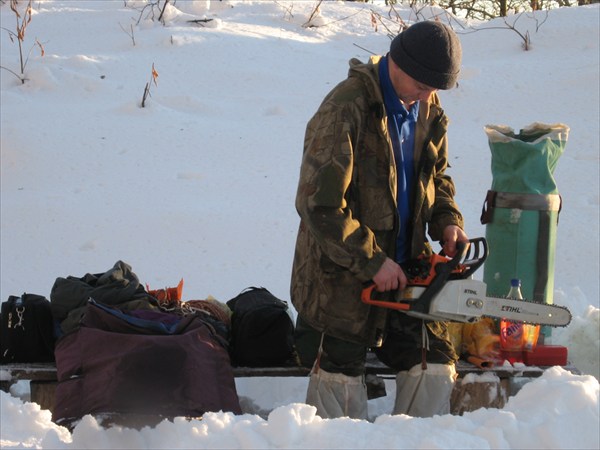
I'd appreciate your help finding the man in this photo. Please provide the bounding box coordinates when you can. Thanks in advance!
[290,21,469,420]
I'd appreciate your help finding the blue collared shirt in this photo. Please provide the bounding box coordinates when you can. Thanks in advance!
[378,56,420,263]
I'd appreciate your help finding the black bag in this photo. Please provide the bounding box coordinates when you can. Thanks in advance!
[226,287,295,367]
[1,293,56,363]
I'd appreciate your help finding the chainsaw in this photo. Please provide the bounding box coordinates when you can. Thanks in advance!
[361,237,571,327]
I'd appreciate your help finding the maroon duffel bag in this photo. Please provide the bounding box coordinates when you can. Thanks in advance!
[53,300,241,426]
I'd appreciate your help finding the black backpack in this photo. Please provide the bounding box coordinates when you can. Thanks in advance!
[1,293,56,363]
[226,287,295,367]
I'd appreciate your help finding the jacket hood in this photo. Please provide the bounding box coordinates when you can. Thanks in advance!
[348,56,385,106]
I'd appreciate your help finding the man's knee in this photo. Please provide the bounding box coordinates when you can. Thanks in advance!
[294,316,366,376]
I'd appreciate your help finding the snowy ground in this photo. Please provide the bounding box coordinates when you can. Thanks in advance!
[1,1,599,448]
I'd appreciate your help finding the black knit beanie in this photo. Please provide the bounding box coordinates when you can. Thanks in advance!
[389,21,462,90]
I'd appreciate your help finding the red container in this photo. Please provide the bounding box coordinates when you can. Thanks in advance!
[523,345,568,366]
[501,349,524,364]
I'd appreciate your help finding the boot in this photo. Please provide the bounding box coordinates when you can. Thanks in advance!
[306,368,368,419]
[393,363,457,417]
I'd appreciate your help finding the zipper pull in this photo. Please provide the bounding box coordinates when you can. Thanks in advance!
[15,307,25,330]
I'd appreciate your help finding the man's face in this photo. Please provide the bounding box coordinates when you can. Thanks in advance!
[388,58,438,107]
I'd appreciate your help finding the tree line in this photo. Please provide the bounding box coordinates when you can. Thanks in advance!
[348,0,598,20]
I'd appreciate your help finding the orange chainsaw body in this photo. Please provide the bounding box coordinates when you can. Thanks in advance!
[361,238,486,316]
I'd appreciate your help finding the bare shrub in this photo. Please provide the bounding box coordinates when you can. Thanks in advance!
[1,0,45,84]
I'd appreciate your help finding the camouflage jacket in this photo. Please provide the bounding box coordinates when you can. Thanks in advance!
[291,56,464,345]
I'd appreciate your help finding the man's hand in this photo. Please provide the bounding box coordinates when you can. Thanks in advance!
[372,257,407,292]
[441,225,469,257]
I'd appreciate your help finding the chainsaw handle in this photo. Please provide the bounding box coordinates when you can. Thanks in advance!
[361,284,411,311]
[457,237,488,279]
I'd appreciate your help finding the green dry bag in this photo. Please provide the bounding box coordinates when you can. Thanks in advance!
[480,123,569,340]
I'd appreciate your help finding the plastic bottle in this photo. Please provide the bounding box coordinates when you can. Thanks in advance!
[522,319,541,353]
[499,279,540,363]
[499,279,524,363]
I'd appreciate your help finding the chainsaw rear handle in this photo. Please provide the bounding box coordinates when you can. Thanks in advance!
[360,284,411,310]
[361,238,488,314]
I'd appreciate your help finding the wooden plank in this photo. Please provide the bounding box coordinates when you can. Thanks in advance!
[233,366,310,377]
[0,363,377,380]
[0,360,579,383]
[0,362,58,383]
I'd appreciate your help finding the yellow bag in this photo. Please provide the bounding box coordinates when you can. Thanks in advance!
[462,318,501,366]
[447,322,464,355]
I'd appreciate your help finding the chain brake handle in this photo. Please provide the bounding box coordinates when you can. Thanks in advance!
[361,237,488,313]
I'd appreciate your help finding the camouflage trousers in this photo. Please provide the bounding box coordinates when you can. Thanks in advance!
[294,312,458,375]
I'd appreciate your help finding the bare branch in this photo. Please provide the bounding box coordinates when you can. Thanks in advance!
[530,9,550,32]
[0,64,25,83]
[274,1,294,20]
[370,9,406,39]
[141,82,151,108]
[503,13,532,50]
[463,12,538,51]
[157,0,170,25]
[119,22,136,46]
[2,0,37,84]
[141,63,159,108]
[353,43,376,55]
[187,18,214,27]
[302,0,323,28]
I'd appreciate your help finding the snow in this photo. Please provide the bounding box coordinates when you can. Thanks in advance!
[1,1,598,448]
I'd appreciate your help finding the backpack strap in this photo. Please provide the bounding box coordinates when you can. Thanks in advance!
[534,211,552,302]
[480,190,561,224]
